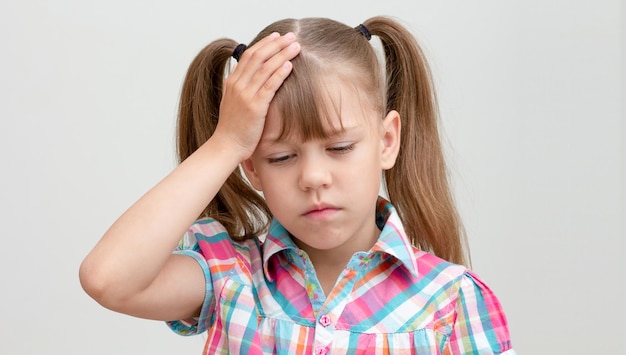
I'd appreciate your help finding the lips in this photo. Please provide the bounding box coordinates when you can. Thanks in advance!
[304,203,338,214]
[303,203,340,220]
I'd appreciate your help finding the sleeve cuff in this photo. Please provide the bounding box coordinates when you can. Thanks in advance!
[166,248,213,336]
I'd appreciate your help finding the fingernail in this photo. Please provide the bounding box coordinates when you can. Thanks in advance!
[269,32,280,39]
[284,32,295,40]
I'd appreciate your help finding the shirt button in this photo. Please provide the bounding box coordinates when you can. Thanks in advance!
[319,314,332,327]
[314,346,327,355]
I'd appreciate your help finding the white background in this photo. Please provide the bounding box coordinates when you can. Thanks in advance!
[1,0,623,354]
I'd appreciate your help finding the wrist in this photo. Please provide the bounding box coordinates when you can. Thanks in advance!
[199,133,250,166]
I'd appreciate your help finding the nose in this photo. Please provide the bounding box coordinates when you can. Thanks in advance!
[298,154,332,191]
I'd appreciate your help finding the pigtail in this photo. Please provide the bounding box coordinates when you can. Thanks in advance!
[364,17,470,266]
[177,39,271,240]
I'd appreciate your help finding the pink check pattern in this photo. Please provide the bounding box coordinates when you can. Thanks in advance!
[167,199,515,354]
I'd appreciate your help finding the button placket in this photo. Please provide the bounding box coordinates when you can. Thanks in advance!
[319,314,332,327]
[313,313,333,354]
[314,346,328,355]
[312,259,359,354]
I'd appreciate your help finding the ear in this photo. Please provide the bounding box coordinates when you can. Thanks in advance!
[241,158,263,191]
[380,110,401,170]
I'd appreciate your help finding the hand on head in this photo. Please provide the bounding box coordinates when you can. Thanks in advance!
[215,32,301,161]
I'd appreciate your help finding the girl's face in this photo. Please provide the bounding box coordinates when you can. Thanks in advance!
[242,79,400,262]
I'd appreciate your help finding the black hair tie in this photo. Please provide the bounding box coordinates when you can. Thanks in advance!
[232,43,247,61]
[355,24,371,40]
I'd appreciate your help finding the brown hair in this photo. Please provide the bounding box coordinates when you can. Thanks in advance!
[176,16,470,266]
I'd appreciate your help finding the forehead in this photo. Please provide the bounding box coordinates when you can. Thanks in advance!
[263,77,378,142]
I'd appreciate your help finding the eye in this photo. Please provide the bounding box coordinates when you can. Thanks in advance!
[267,154,294,164]
[328,143,355,154]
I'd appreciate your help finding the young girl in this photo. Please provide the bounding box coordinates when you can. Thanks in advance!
[80,16,515,354]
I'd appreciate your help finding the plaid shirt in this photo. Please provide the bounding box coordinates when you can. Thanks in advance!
[168,199,515,354]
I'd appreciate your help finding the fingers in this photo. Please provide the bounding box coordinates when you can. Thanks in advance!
[250,41,299,102]
[229,32,300,96]
[215,32,300,158]
[256,60,293,102]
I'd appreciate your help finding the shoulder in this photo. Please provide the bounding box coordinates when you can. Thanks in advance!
[413,250,467,286]
[413,251,503,311]
[183,218,230,245]
[183,217,259,247]
[178,218,261,275]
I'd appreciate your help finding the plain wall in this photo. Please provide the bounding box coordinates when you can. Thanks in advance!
[0,0,623,354]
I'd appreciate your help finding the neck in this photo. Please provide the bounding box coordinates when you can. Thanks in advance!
[294,222,380,295]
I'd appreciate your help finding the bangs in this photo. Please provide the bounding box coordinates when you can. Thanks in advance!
[271,53,347,141]
[249,18,385,142]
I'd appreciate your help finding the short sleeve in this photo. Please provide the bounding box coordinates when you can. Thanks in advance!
[165,219,234,336]
[447,271,515,354]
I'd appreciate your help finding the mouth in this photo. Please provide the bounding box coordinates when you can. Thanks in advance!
[303,204,341,220]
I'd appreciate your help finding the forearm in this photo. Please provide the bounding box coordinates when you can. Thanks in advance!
[79,134,242,305]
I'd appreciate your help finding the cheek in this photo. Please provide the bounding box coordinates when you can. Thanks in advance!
[353,141,383,169]
[254,166,286,193]
[352,147,384,185]
[338,156,382,187]
[260,182,287,217]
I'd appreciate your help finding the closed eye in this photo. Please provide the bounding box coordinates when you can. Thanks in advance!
[268,154,294,164]
[328,144,354,154]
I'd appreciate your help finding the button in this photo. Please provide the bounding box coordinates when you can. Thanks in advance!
[314,346,327,355]
[319,314,331,327]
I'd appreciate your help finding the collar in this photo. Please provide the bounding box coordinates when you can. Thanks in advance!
[262,197,420,281]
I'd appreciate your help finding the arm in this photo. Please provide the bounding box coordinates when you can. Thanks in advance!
[79,32,300,321]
